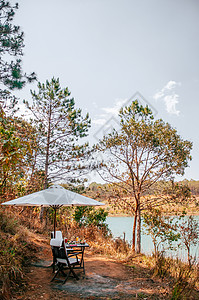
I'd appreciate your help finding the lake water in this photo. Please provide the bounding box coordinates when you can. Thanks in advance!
[106,216,199,262]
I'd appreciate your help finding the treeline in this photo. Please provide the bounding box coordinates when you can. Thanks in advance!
[85,179,199,198]
[183,179,199,195]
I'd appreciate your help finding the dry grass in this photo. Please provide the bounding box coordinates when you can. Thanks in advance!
[133,253,199,299]
[0,208,39,299]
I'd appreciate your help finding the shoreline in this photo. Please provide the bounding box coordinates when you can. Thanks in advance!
[107,211,199,217]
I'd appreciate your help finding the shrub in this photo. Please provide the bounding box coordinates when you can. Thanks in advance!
[0,234,23,299]
[0,208,38,299]
[171,260,199,299]
[0,209,18,235]
[73,206,108,229]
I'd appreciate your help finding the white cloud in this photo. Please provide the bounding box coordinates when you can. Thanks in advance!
[93,98,128,128]
[153,80,181,116]
[164,94,180,115]
[153,90,165,100]
[165,80,178,90]
[102,98,127,116]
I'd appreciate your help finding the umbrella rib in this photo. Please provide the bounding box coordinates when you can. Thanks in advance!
[50,204,63,209]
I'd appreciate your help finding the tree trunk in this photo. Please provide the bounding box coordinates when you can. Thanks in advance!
[187,246,191,267]
[39,101,52,223]
[39,178,48,223]
[136,204,141,253]
[132,209,137,252]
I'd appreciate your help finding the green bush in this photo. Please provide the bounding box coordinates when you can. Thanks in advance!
[73,206,108,229]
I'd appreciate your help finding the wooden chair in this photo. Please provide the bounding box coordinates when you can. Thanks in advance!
[50,239,83,283]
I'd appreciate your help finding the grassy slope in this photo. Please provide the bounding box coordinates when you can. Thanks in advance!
[0,207,45,299]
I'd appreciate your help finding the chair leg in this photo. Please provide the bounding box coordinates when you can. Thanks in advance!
[62,268,79,284]
[70,266,79,280]
[51,263,64,282]
[62,271,70,284]
[52,257,56,273]
[60,269,66,276]
[51,269,60,282]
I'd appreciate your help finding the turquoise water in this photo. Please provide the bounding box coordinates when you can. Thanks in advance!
[106,216,199,261]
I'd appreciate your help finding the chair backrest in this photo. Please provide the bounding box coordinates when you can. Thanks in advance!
[51,230,63,239]
[50,238,63,247]
[50,238,65,259]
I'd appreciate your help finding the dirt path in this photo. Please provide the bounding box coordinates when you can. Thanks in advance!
[14,240,170,299]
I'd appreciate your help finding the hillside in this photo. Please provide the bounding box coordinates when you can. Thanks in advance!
[84,181,199,216]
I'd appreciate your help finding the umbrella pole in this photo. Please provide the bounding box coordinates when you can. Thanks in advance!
[53,207,56,239]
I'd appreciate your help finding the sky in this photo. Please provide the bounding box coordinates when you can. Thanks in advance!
[12,0,199,182]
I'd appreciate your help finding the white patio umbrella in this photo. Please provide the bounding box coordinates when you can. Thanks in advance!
[1,184,104,237]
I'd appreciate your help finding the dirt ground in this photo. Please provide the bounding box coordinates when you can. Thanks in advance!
[11,236,173,300]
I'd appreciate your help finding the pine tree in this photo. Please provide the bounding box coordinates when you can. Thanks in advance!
[24,78,91,222]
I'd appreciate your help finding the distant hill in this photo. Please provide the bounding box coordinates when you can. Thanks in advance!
[85,179,199,198]
[83,180,199,215]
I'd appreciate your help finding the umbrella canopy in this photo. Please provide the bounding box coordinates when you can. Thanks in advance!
[1,184,104,207]
[1,184,104,237]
